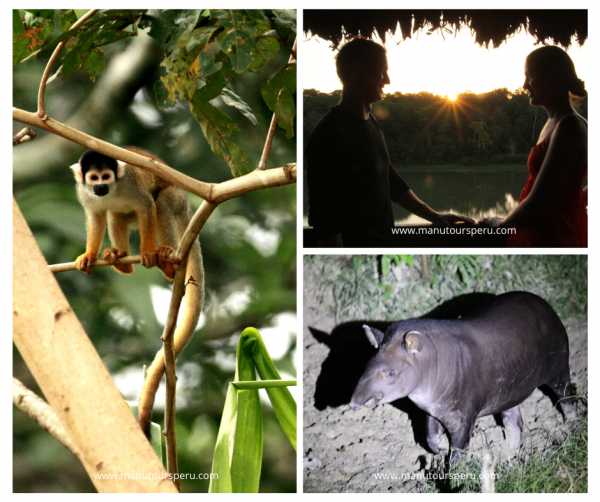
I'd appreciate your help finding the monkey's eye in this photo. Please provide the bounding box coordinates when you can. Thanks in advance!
[101,174,111,181]
[90,175,99,181]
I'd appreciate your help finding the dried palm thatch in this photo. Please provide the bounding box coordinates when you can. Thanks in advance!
[304,10,587,50]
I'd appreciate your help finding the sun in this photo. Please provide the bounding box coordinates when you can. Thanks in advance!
[447,92,458,101]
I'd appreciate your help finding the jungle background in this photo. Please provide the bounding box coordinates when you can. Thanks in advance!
[304,88,588,169]
[13,10,296,493]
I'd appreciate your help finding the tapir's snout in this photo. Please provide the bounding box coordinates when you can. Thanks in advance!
[349,392,384,411]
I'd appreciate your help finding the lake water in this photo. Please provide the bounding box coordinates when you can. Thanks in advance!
[302,170,529,225]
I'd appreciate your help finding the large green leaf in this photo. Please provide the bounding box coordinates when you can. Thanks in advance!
[190,88,250,177]
[243,328,297,451]
[213,10,257,73]
[261,63,296,138]
[13,10,55,64]
[230,336,263,493]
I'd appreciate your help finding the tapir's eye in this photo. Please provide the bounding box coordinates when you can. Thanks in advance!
[384,370,395,379]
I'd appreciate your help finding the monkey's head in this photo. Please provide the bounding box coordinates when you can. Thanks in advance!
[70,151,126,197]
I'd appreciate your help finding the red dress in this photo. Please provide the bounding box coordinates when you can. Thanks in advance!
[508,122,587,247]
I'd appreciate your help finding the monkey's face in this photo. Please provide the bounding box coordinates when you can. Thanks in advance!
[70,151,126,199]
[85,167,116,197]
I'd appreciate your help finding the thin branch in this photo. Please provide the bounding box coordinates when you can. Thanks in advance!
[49,254,142,274]
[176,201,219,261]
[256,36,297,170]
[13,107,214,200]
[211,163,297,204]
[13,377,77,455]
[161,263,188,492]
[13,127,36,146]
[38,9,99,119]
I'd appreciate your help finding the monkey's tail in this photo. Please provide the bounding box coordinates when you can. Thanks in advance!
[137,241,204,437]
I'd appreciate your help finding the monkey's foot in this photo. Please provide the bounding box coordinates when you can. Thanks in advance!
[75,252,97,274]
[140,247,158,269]
[156,245,178,280]
[102,247,134,274]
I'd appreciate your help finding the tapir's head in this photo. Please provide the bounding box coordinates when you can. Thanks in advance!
[349,324,426,410]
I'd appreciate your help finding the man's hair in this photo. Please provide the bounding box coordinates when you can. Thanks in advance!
[335,38,386,84]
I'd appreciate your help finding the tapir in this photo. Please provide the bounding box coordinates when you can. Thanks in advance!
[349,292,576,459]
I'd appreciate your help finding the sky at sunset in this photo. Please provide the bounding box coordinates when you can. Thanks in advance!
[303,26,588,99]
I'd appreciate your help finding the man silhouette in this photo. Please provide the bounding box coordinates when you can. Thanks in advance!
[306,38,472,247]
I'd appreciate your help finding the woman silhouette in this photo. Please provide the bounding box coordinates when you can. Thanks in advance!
[479,46,587,247]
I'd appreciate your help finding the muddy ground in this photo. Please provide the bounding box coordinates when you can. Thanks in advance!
[303,285,588,493]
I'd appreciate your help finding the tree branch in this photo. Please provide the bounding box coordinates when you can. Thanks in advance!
[13,107,214,199]
[13,198,178,493]
[13,377,77,455]
[13,127,36,146]
[38,9,99,119]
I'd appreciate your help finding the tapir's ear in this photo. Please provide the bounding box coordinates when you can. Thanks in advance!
[363,324,384,349]
[403,331,423,354]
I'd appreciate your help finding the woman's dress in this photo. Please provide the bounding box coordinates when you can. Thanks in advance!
[508,120,587,247]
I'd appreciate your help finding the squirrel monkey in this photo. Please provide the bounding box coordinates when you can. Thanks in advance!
[70,147,204,435]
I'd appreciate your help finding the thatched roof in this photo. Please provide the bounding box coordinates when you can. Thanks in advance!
[304,10,587,49]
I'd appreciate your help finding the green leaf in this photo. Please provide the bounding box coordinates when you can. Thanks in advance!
[190,89,250,177]
[213,10,257,73]
[25,10,55,20]
[140,9,203,55]
[196,40,223,79]
[83,48,105,81]
[13,9,55,64]
[230,336,263,493]
[242,328,296,451]
[382,256,390,278]
[261,63,296,138]
[208,382,237,493]
[221,88,258,125]
[270,9,297,51]
[59,9,78,32]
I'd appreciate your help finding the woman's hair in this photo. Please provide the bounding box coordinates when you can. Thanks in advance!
[527,45,587,98]
[335,38,386,84]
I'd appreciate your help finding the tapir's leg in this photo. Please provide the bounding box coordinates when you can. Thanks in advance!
[501,406,523,449]
[426,415,445,454]
[547,370,577,414]
[446,419,475,464]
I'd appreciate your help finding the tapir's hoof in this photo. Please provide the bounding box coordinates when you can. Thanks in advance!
[504,424,522,450]
[349,403,362,411]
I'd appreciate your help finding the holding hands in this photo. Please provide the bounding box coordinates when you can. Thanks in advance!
[431,213,475,227]
[477,216,505,228]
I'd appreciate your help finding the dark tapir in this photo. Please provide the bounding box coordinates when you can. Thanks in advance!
[349,292,576,458]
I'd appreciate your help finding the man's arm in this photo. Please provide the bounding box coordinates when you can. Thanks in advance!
[396,190,474,226]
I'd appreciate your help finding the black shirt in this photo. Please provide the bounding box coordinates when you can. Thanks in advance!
[306,105,410,247]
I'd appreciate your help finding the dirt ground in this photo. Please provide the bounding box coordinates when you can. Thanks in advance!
[302,285,588,493]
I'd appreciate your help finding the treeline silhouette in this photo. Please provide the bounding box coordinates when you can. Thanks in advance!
[304,88,588,168]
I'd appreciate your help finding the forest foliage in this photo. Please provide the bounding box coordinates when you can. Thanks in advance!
[13,8,296,493]
[304,88,588,168]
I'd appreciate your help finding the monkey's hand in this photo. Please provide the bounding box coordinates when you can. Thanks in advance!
[155,245,179,281]
[75,252,98,274]
[102,247,134,275]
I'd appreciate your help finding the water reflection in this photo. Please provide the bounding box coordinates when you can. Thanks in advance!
[393,171,526,224]
[302,169,528,226]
